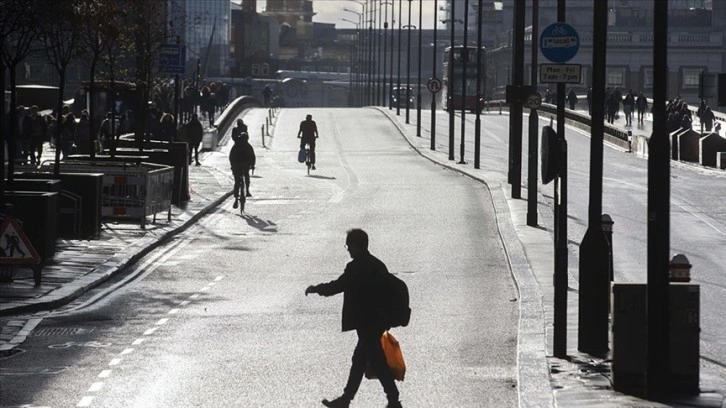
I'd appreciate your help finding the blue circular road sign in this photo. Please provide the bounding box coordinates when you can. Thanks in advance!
[540,23,579,63]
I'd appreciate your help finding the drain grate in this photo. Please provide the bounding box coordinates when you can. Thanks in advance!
[31,327,94,336]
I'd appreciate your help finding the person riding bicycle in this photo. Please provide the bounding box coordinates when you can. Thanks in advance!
[297,114,319,170]
[229,128,256,210]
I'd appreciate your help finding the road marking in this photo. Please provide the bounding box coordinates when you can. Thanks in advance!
[179,300,191,306]
[77,396,94,407]
[98,370,112,378]
[132,338,145,346]
[108,358,121,366]
[190,294,200,299]
[168,308,180,314]
[156,318,169,326]
[88,382,103,392]
[120,348,134,355]
[214,276,224,281]
[143,328,157,335]
[200,286,210,292]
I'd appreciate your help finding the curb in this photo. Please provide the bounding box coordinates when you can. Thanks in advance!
[374,107,554,407]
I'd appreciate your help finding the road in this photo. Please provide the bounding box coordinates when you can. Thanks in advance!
[0,108,519,407]
[404,106,726,390]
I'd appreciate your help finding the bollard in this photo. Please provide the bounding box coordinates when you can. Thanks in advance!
[627,130,633,153]
[261,125,265,148]
[268,109,272,122]
[499,101,503,115]
[670,254,691,282]
[601,214,614,281]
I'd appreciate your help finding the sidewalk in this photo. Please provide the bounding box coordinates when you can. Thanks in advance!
[0,109,273,355]
[376,106,725,408]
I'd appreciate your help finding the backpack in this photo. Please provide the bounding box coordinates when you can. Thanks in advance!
[386,273,411,328]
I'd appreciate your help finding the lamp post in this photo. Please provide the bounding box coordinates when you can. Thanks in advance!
[344,6,364,106]
[382,1,392,107]
[341,18,360,107]
[416,0,422,137]
[475,0,483,169]
[375,1,381,105]
[396,0,402,116]
[389,0,396,109]
[404,0,413,124]
[458,0,469,165]
[431,0,438,150]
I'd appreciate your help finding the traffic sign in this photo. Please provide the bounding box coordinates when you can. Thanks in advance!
[526,93,542,109]
[159,44,186,74]
[427,77,442,94]
[0,216,40,265]
[540,23,580,63]
[540,64,582,83]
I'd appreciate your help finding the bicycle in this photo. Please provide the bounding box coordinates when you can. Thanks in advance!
[304,143,312,175]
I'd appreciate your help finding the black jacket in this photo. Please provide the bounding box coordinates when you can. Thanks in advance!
[229,140,256,168]
[313,251,391,332]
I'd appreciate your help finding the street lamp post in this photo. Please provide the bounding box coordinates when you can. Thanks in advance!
[404,0,413,124]
[416,0,422,136]
[459,0,469,164]
[475,0,483,169]
[447,4,456,160]
[341,18,361,107]
[431,0,438,150]
[389,0,395,110]
[375,1,381,105]
[382,1,392,107]
[397,0,402,116]
[344,5,364,106]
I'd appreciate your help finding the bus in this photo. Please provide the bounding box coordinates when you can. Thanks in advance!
[442,45,486,112]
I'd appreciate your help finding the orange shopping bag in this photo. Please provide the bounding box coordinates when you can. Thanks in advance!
[364,331,406,381]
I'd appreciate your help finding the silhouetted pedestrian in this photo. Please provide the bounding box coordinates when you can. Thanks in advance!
[305,229,403,408]
[636,92,648,124]
[229,124,256,210]
[185,113,204,165]
[567,89,578,110]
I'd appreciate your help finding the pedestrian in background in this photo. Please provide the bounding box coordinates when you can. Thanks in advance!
[159,113,176,142]
[567,89,578,110]
[61,112,77,159]
[305,228,403,408]
[636,92,648,125]
[27,106,47,165]
[702,105,716,132]
[185,113,204,165]
[622,91,635,127]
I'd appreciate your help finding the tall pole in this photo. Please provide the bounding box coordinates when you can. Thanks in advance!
[577,0,610,357]
[376,1,382,105]
[647,0,670,399]
[368,1,375,105]
[458,0,469,164]
[474,0,483,169]
[509,0,525,198]
[397,0,402,116]
[383,2,389,108]
[448,3,455,161]
[526,0,539,223]
[416,0,422,136]
[389,0,396,109]
[430,0,437,150]
[405,0,412,124]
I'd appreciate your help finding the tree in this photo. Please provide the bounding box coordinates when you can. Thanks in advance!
[38,0,80,174]
[0,0,40,186]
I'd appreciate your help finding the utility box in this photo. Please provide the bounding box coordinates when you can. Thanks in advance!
[611,283,700,395]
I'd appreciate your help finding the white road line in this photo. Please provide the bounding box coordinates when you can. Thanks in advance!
[190,294,200,299]
[214,276,224,281]
[208,282,216,286]
[98,370,112,378]
[168,308,180,314]
[109,358,122,366]
[77,396,94,407]
[179,300,191,306]
[132,338,145,346]
[143,328,157,335]
[200,286,210,292]
[156,318,169,325]
[88,382,104,392]
[120,348,134,355]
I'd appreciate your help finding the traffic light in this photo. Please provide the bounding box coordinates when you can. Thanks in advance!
[541,125,561,185]
[718,73,726,107]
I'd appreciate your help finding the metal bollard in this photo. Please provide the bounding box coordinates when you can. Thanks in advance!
[499,101,502,115]
[261,125,265,147]
[601,214,614,281]
[670,254,691,282]
[268,109,272,122]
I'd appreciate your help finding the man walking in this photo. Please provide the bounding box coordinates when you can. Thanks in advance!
[305,229,403,408]
[297,114,319,170]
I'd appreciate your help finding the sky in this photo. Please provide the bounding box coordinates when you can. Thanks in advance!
[235,0,444,30]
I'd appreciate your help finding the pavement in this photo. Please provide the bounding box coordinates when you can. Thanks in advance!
[1,105,724,408]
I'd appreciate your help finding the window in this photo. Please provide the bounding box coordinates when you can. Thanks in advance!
[261,63,269,76]
[643,67,653,88]
[682,68,701,88]
[251,64,260,76]
[607,68,624,87]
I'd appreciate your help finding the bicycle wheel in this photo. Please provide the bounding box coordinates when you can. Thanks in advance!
[306,161,311,175]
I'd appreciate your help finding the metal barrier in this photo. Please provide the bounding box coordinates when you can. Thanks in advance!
[37,161,173,229]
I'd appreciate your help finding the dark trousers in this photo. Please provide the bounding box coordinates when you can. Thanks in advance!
[189,141,201,164]
[232,165,251,199]
[300,140,316,164]
[343,328,399,403]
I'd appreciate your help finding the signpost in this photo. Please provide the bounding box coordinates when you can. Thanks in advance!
[427,77,442,94]
[159,44,186,74]
[540,22,580,64]
[540,64,581,84]
[0,216,41,285]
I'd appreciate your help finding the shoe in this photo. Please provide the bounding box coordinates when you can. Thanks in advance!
[322,396,350,408]
[311,165,316,170]
[195,161,201,166]
[386,401,403,408]
[246,191,252,197]
[233,198,239,209]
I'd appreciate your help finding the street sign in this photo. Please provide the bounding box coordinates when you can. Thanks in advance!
[540,64,582,83]
[427,77,442,94]
[159,44,186,74]
[526,93,542,109]
[540,23,580,63]
[0,217,40,265]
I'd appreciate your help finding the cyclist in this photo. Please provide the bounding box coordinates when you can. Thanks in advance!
[229,130,256,210]
[297,114,319,170]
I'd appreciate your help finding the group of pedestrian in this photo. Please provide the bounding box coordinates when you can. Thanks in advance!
[665,97,695,134]
[697,99,718,133]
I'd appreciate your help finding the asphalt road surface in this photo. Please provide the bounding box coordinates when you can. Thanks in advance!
[0,108,519,407]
